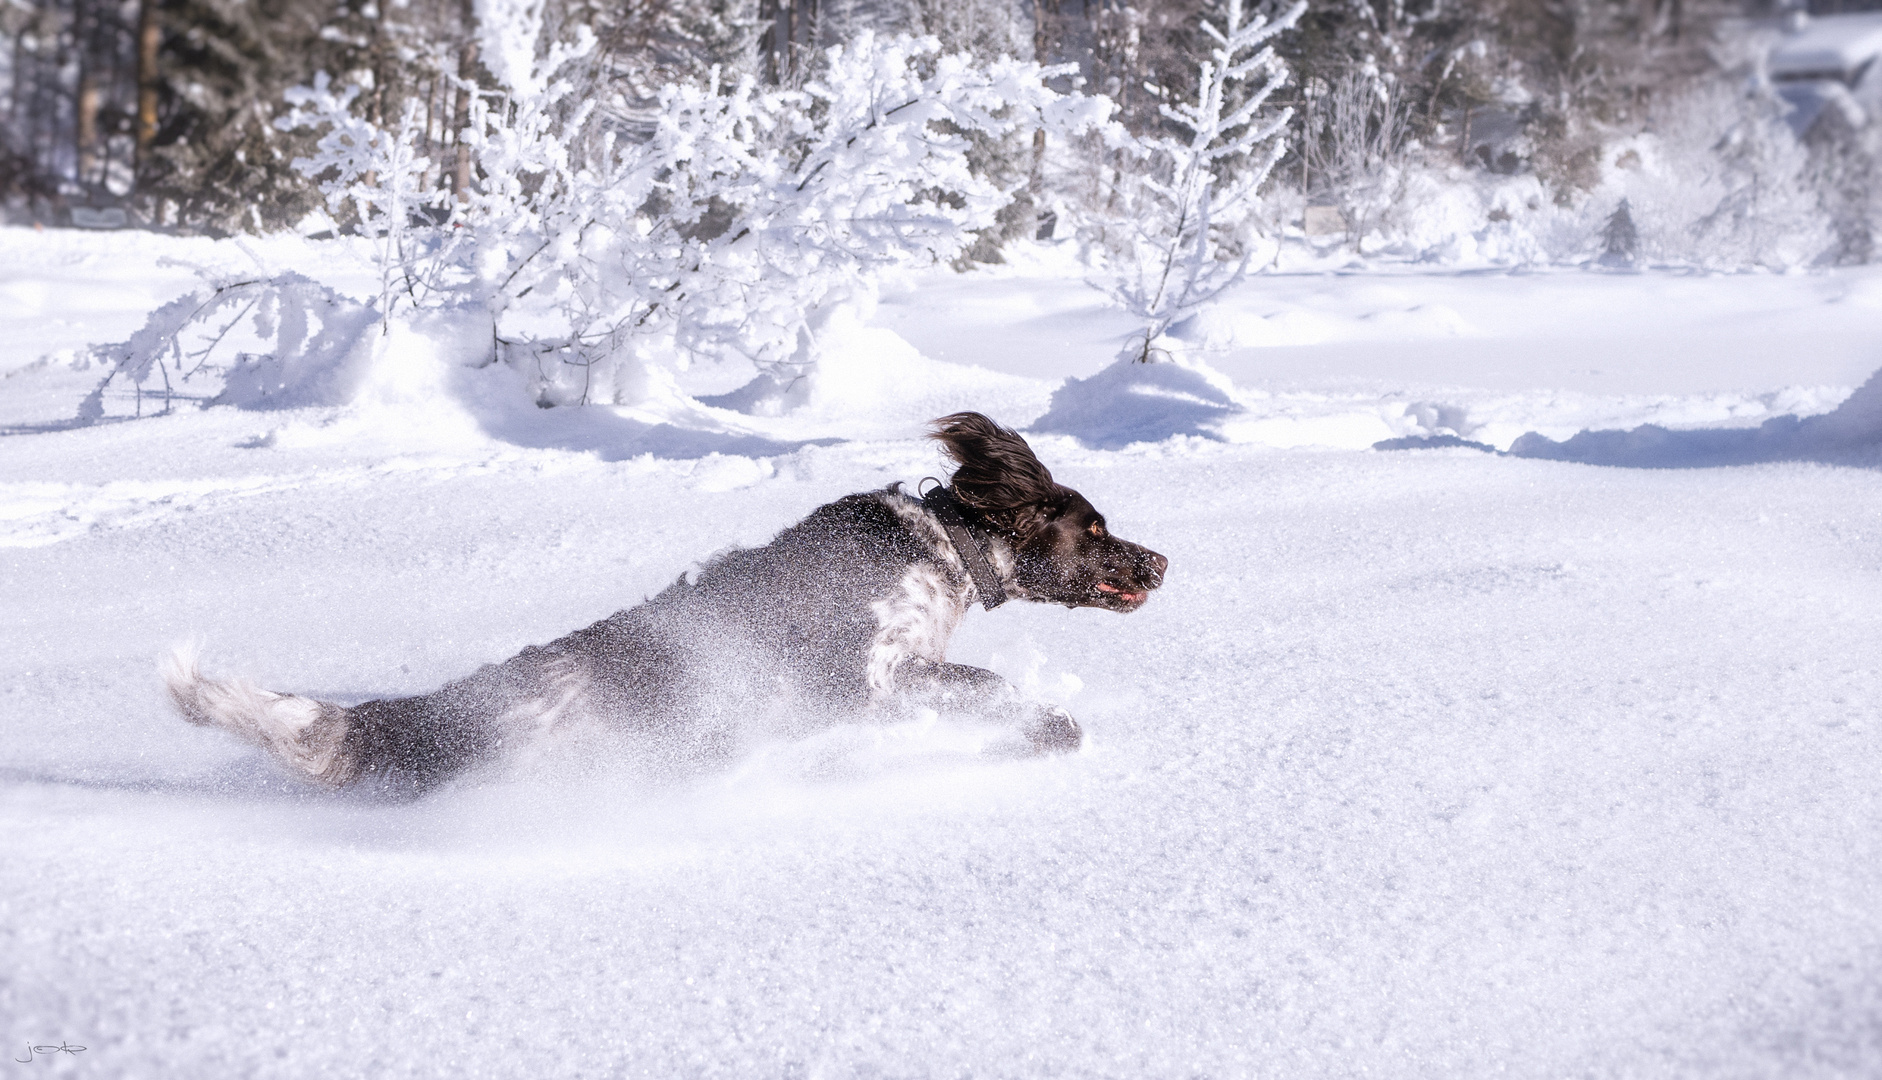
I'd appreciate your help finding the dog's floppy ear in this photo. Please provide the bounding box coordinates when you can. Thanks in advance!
[930,412,1060,532]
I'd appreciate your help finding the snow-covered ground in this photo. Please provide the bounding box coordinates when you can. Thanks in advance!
[4,227,1882,1078]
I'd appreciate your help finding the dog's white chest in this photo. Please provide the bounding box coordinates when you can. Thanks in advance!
[865,563,970,699]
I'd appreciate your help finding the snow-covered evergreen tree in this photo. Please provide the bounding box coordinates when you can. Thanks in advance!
[1599,197,1638,267]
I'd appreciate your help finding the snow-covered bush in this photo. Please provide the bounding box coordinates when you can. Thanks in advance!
[1676,84,1826,267]
[1081,0,1305,364]
[80,7,1108,418]
[277,75,462,321]
[1300,67,1414,241]
[1526,78,1829,269]
[79,272,379,422]
[657,35,1106,394]
[483,30,1107,406]
[1804,110,1882,267]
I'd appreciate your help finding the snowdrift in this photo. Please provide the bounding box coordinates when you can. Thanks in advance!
[1029,349,1244,449]
[1507,364,1882,468]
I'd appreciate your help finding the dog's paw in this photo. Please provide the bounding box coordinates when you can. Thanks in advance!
[1025,706,1083,754]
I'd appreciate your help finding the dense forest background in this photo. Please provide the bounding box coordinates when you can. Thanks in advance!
[4,0,1880,267]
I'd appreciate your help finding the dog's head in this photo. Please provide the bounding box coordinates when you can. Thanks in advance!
[931,412,1168,612]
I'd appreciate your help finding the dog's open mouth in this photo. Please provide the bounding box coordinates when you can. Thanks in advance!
[1095,582,1150,606]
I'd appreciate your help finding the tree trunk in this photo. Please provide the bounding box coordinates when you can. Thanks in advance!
[1030,0,1055,195]
[76,74,100,184]
[785,1,797,83]
[758,0,780,84]
[134,0,160,171]
[451,42,478,203]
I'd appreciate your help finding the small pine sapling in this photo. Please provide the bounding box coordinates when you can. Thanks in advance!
[1089,0,1305,363]
[1599,198,1639,267]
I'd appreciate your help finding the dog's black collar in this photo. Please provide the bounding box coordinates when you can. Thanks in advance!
[921,484,1010,611]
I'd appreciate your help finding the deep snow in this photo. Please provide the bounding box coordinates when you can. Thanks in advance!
[4,228,1882,1078]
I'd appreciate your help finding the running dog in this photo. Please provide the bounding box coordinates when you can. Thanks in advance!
[166,412,1168,790]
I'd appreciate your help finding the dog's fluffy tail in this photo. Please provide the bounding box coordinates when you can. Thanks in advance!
[163,643,361,786]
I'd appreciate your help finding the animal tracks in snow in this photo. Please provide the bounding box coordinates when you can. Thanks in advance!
[0,461,479,548]
[0,476,307,548]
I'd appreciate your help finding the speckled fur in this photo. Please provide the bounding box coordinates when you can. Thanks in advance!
[866,562,971,700]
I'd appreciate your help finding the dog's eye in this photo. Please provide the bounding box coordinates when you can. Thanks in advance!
[1088,522,1106,538]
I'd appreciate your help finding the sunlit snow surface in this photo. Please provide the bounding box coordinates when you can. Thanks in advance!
[4,228,1882,1078]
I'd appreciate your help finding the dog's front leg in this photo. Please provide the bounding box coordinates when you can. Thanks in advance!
[891,658,1082,753]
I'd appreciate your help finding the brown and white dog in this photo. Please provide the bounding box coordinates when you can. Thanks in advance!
[166,412,1168,791]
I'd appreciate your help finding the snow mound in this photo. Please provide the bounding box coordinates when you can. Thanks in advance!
[214,278,383,409]
[248,318,832,463]
[697,306,1054,443]
[1028,350,1244,449]
[76,273,383,423]
[1508,364,1882,467]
